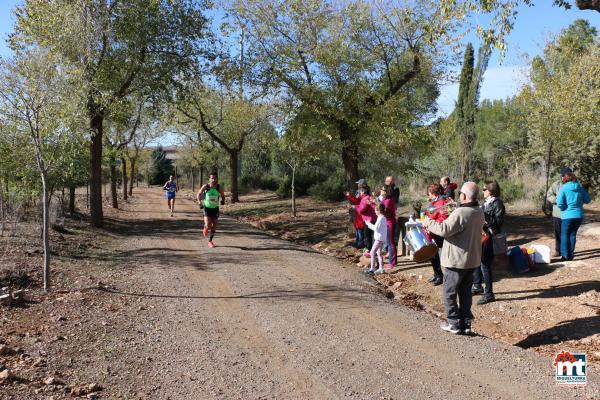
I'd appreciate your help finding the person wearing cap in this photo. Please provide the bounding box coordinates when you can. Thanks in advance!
[556,172,591,261]
[546,167,572,258]
[344,184,366,250]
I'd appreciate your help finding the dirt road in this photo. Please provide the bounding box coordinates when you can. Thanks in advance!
[15,188,595,399]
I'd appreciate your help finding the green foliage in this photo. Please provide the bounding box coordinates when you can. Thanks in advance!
[496,178,526,203]
[275,170,328,199]
[307,173,345,202]
[240,174,280,192]
[148,147,173,185]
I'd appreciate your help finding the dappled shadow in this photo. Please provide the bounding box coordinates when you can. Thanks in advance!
[494,280,599,301]
[218,245,319,254]
[572,247,600,261]
[95,284,370,304]
[505,214,553,247]
[515,316,600,348]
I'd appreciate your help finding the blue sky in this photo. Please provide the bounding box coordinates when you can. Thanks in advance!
[1,1,599,121]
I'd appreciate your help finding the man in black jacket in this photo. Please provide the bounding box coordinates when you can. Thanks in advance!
[472,180,505,304]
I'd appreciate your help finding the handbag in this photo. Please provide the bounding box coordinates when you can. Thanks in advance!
[492,233,507,255]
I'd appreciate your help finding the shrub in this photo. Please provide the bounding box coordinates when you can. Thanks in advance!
[276,170,326,198]
[497,179,526,204]
[308,173,345,202]
[240,174,280,192]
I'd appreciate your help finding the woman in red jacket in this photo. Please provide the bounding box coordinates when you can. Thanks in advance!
[345,188,366,250]
[425,183,452,285]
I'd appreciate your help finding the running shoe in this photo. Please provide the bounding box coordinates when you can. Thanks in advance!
[384,263,394,270]
[363,251,371,258]
[208,241,216,248]
[374,268,384,275]
[203,226,208,237]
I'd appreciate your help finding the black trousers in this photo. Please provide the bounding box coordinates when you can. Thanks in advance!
[553,217,562,253]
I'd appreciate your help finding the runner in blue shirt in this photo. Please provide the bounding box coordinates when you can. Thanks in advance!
[163,175,178,217]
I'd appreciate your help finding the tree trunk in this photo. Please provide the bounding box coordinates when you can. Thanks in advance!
[229,150,239,203]
[121,157,128,201]
[0,178,5,237]
[543,142,554,216]
[69,185,76,216]
[41,171,50,291]
[89,112,104,227]
[200,166,204,186]
[109,157,118,209]
[291,165,296,218]
[340,136,360,190]
[129,157,135,197]
[191,166,195,192]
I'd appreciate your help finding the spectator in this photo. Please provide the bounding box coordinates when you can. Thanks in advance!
[356,185,376,256]
[423,182,484,335]
[380,185,397,268]
[424,183,451,286]
[344,187,366,249]
[385,176,400,205]
[364,203,387,275]
[472,180,505,305]
[546,167,572,258]
[440,176,458,201]
[557,172,592,261]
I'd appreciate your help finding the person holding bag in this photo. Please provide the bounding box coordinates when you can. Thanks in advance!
[472,181,505,305]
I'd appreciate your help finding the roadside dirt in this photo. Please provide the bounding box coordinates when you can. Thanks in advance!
[224,191,600,363]
[0,188,598,399]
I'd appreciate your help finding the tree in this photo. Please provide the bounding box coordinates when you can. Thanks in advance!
[455,43,491,181]
[12,0,210,227]
[0,49,84,291]
[104,96,144,208]
[234,0,463,189]
[148,146,174,185]
[522,20,600,202]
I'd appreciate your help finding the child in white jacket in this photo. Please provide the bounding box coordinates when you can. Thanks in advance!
[364,203,387,274]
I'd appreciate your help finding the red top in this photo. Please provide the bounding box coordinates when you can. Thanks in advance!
[426,197,451,223]
[345,192,365,229]
[356,194,376,224]
[382,197,397,226]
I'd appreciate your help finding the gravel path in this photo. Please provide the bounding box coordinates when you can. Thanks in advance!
[78,188,598,399]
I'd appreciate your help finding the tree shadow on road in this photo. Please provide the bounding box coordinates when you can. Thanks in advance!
[515,315,600,348]
[494,280,599,301]
[95,284,371,303]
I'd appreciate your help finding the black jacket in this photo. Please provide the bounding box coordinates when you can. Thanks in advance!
[481,197,505,235]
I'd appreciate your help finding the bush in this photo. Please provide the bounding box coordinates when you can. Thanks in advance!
[497,179,526,203]
[308,173,345,202]
[276,170,327,198]
[240,174,280,192]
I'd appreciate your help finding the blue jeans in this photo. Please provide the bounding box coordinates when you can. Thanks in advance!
[473,237,494,295]
[386,224,398,266]
[560,218,582,260]
[355,228,365,249]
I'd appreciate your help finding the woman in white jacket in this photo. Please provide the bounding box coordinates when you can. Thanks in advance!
[364,204,387,274]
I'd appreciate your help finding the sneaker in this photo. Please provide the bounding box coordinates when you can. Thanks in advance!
[374,268,384,275]
[440,321,461,334]
[363,251,371,258]
[208,241,216,248]
[427,276,437,283]
[203,226,209,237]
[384,264,394,270]
[471,285,484,295]
[477,295,495,305]
[364,269,375,276]
[463,321,473,336]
